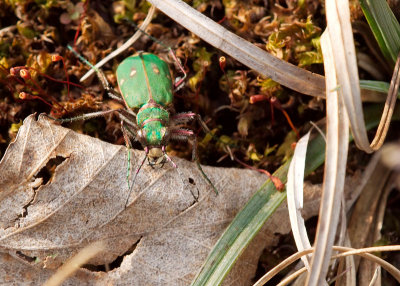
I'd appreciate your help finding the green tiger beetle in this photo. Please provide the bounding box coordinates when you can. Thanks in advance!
[51,43,218,205]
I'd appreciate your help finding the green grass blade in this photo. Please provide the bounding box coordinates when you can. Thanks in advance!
[191,103,400,286]
[360,79,391,93]
[191,165,289,286]
[359,0,400,64]
[360,79,400,99]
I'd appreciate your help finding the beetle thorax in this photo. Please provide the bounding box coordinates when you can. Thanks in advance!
[136,105,170,147]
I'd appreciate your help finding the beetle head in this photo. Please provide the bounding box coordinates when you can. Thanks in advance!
[137,125,174,168]
[147,147,165,166]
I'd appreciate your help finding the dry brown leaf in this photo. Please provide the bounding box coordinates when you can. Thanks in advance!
[0,114,322,285]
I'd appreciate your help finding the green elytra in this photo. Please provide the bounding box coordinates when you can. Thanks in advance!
[117,54,173,108]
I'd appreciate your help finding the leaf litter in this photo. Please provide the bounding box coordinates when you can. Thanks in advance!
[0,114,324,285]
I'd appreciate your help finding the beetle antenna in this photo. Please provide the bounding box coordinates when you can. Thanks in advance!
[126,20,169,51]
[79,6,156,82]
[125,147,149,208]
[127,20,187,87]
[162,146,177,168]
[67,45,100,73]
[164,153,177,168]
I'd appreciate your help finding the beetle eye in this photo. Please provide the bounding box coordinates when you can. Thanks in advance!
[161,128,169,143]
[137,130,148,146]
[138,129,146,139]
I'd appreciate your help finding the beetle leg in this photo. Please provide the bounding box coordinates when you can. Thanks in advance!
[46,108,138,137]
[170,112,195,125]
[44,109,123,123]
[107,91,125,103]
[162,145,177,168]
[170,128,218,195]
[168,49,187,90]
[118,109,138,131]
[171,112,211,134]
[116,106,137,119]
[125,147,149,208]
[121,121,134,190]
[193,113,212,134]
[191,135,218,195]
[122,124,137,140]
[95,68,125,102]
[170,129,197,162]
[169,128,193,141]
[67,45,124,103]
